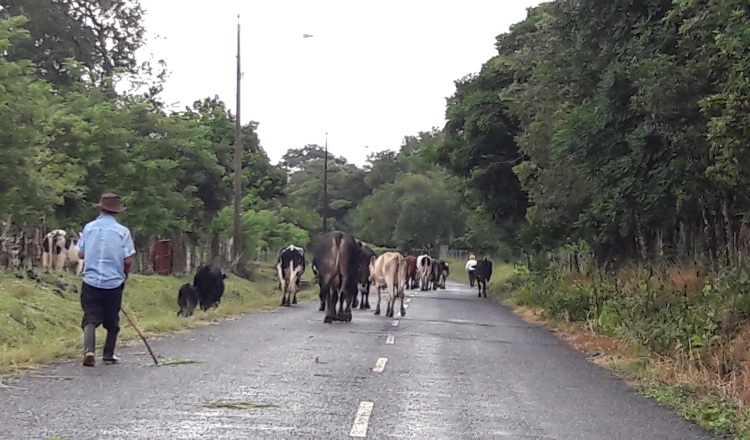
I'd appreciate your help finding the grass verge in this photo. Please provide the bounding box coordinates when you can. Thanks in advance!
[0,261,317,375]
[501,265,750,440]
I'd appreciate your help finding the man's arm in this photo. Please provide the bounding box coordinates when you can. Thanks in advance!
[77,226,87,260]
[123,229,137,278]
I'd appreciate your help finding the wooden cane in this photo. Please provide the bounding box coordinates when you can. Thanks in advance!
[120,307,159,366]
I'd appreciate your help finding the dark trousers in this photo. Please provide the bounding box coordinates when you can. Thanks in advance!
[80,282,124,332]
[468,270,476,286]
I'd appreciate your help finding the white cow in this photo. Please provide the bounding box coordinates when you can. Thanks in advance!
[369,252,407,318]
[416,254,433,291]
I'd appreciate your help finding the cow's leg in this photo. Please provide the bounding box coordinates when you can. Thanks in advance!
[400,290,406,317]
[363,282,371,309]
[319,287,326,311]
[343,282,354,322]
[373,283,382,315]
[483,280,487,298]
[352,288,359,309]
[324,288,338,323]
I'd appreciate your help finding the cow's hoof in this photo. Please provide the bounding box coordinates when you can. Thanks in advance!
[400,308,406,317]
[292,298,297,305]
[319,305,325,311]
[324,316,334,324]
[374,309,380,316]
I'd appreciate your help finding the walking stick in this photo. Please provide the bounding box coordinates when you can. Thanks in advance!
[120,307,159,366]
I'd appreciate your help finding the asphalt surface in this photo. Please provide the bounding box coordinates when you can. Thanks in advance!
[0,279,718,440]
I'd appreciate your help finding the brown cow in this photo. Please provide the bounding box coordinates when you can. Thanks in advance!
[369,251,407,318]
[403,255,419,290]
[435,259,449,289]
[313,231,360,323]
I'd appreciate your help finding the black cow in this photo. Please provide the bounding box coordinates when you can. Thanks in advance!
[313,231,360,323]
[352,243,376,310]
[193,264,228,311]
[177,283,199,317]
[475,258,493,298]
[276,245,306,307]
[429,257,441,290]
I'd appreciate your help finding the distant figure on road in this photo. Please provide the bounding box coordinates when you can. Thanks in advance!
[465,254,477,287]
[77,193,136,367]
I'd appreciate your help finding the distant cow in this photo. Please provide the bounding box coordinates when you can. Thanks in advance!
[41,229,68,270]
[403,255,418,290]
[193,265,228,311]
[63,231,83,276]
[353,243,376,309]
[276,245,306,307]
[435,259,449,289]
[369,252,407,318]
[177,283,199,317]
[429,257,441,290]
[416,254,433,291]
[475,258,493,298]
[313,231,360,323]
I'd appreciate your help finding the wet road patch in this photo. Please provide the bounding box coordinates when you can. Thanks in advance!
[201,400,277,410]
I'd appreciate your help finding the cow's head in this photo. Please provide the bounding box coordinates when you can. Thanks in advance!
[48,229,67,252]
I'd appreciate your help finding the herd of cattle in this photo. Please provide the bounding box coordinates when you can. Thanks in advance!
[4,227,494,325]
[273,230,493,324]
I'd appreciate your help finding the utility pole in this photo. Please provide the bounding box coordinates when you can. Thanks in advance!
[232,14,243,261]
[322,132,328,232]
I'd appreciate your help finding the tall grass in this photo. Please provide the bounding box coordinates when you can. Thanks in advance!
[0,262,316,374]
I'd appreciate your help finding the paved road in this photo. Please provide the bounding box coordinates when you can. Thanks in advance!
[0,280,717,440]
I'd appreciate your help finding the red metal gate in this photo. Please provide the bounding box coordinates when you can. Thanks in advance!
[153,239,173,275]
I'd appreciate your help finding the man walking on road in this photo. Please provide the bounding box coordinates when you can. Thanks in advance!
[77,193,136,367]
[465,253,477,287]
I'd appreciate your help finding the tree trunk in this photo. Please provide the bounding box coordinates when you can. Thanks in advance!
[722,195,735,267]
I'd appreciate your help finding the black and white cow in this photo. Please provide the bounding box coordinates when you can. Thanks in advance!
[41,229,83,275]
[41,229,68,270]
[276,245,306,307]
[475,258,493,298]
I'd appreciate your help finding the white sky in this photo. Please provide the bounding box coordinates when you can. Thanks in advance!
[136,0,543,167]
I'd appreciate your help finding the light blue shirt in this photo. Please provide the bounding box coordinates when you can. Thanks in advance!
[78,214,137,290]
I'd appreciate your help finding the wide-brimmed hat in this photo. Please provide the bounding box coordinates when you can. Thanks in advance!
[93,192,127,213]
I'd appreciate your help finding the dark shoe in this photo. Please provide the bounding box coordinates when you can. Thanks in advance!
[83,325,96,367]
[102,330,120,364]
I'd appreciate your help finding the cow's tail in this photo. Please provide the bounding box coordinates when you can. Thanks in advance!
[288,258,298,294]
[276,259,286,293]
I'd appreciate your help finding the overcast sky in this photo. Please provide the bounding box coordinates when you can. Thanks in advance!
[137,0,543,167]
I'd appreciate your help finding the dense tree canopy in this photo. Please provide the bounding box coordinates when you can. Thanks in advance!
[0,3,508,264]
[430,0,750,267]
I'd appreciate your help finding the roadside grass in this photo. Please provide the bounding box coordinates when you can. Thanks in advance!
[504,264,750,439]
[512,306,750,438]
[444,257,521,294]
[0,261,318,375]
